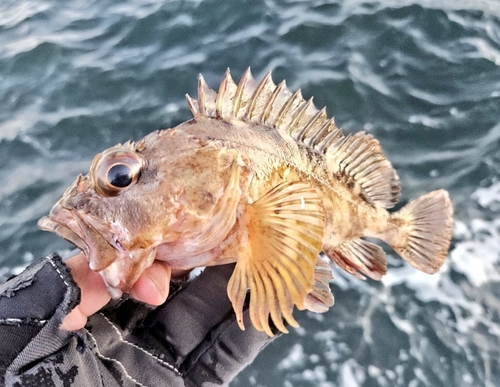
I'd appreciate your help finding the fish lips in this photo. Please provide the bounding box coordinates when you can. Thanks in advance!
[38,207,120,272]
[38,207,157,297]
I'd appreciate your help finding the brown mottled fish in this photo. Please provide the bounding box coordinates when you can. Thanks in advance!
[39,69,453,336]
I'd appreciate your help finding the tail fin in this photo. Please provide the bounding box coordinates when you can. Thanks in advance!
[390,190,453,274]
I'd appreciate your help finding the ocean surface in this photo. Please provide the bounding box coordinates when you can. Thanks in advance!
[1,0,499,386]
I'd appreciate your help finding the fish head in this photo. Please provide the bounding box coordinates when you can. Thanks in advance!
[38,128,242,297]
[38,134,189,295]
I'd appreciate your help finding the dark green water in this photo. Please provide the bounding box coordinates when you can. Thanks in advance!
[1,0,499,386]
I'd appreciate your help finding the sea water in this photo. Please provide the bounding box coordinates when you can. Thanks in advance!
[0,1,499,386]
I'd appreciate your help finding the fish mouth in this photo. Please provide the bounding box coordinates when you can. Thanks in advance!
[38,211,88,254]
[38,206,118,271]
[38,206,155,296]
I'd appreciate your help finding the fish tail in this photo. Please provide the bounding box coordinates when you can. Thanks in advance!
[389,190,453,274]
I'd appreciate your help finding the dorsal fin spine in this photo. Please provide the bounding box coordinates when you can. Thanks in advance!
[289,97,313,139]
[316,121,342,153]
[251,73,277,122]
[233,68,253,118]
[215,69,232,118]
[262,80,286,125]
[295,104,321,142]
[197,74,208,115]
[186,94,198,116]
[246,70,271,121]
[275,89,302,130]
[294,105,325,143]
[303,108,330,146]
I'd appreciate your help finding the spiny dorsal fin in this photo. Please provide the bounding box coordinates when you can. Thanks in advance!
[186,68,340,147]
[186,69,400,208]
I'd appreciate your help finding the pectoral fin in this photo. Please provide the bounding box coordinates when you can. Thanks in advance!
[227,181,325,336]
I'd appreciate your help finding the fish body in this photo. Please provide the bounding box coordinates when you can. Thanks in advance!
[39,69,453,336]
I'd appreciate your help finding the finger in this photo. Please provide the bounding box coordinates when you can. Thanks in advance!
[60,252,111,331]
[129,260,172,306]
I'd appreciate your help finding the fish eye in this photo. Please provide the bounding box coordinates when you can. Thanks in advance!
[108,164,133,188]
[91,149,145,197]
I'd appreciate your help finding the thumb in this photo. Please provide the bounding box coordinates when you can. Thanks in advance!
[60,252,111,331]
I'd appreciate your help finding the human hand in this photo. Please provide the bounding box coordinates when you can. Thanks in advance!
[1,252,278,386]
[60,251,178,330]
[59,253,279,385]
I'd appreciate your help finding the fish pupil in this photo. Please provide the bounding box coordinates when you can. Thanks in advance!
[108,164,133,188]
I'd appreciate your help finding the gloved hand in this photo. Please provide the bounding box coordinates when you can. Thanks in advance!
[0,253,280,386]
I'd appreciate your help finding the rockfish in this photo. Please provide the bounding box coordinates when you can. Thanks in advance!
[39,69,453,336]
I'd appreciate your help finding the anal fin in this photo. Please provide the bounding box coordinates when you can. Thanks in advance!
[304,256,334,313]
[227,182,325,336]
[324,238,387,280]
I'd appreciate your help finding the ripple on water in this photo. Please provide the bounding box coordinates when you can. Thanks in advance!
[0,1,499,386]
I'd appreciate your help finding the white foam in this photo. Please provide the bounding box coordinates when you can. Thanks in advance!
[339,359,365,387]
[278,343,306,370]
[472,180,500,211]
[451,218,500,287]
[452,181,500,287]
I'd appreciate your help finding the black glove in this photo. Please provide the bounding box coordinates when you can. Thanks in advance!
[0,254,280,386]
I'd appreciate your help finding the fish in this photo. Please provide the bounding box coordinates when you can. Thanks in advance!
[38,68,454,336]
